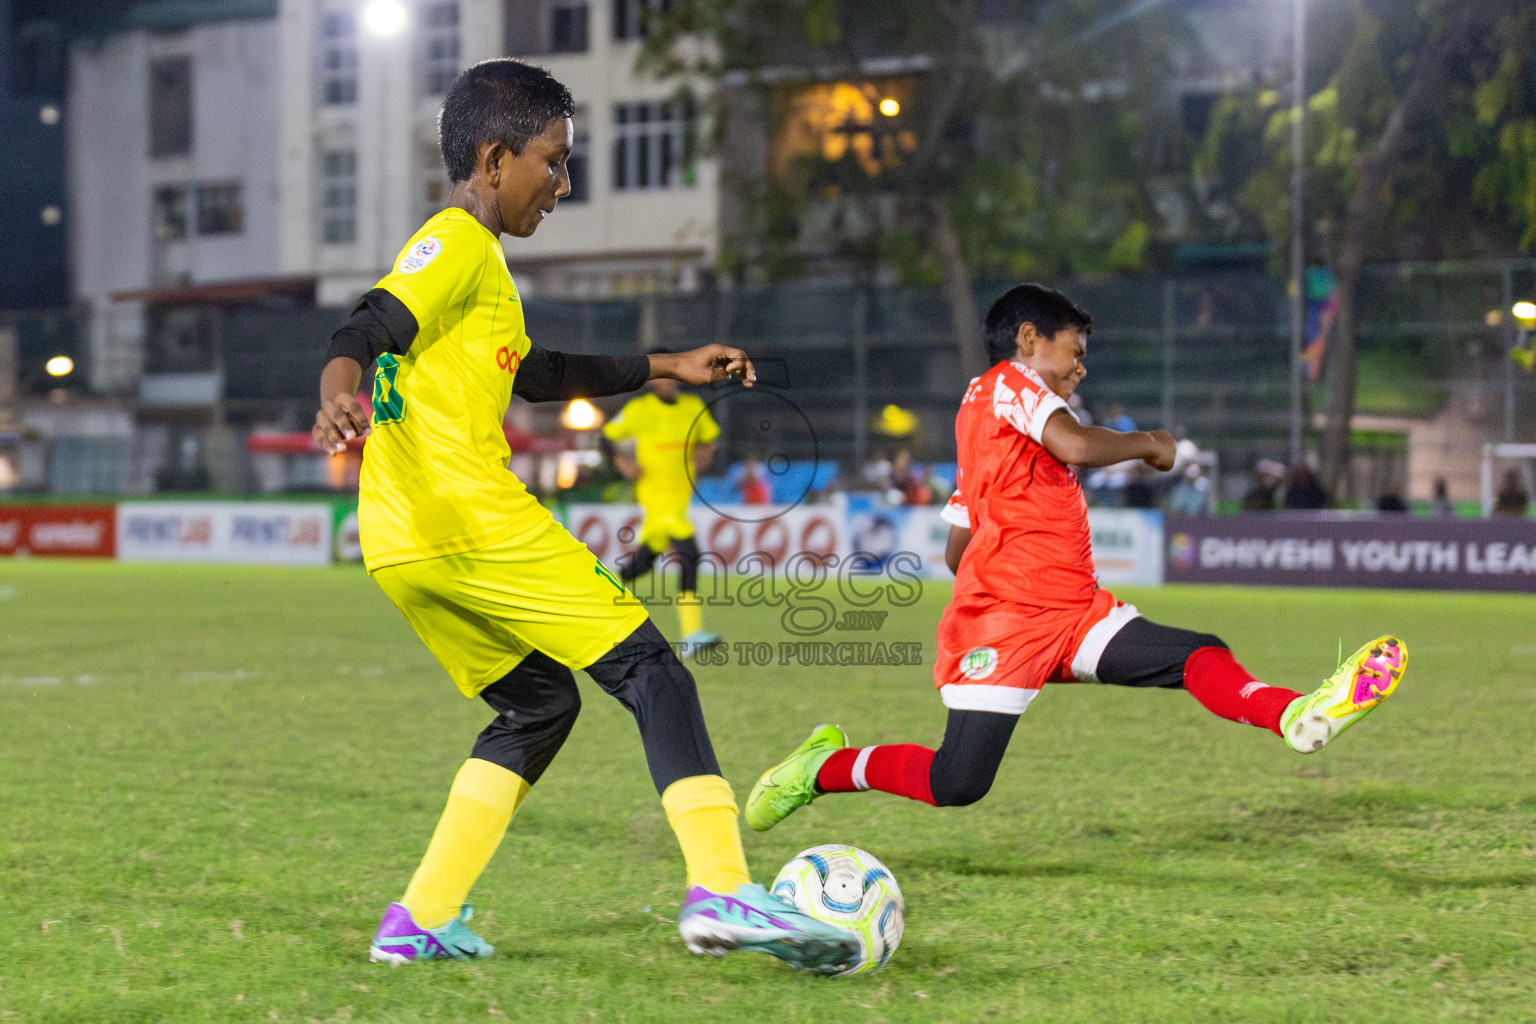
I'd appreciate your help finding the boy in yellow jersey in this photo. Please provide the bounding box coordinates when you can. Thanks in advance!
[311,59,857,972]
[603,369,722,653]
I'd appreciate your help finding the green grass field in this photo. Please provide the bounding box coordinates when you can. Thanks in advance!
[2,561,1534,1023]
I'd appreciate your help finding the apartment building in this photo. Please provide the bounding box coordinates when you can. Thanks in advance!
[278,0,718,303]
[68,0,717,395]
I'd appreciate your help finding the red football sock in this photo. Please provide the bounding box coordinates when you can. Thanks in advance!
[817,745,937,805]
[1184,646,1301,735]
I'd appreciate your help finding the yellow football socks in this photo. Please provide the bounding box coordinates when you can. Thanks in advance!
[677,591,703,637]
[400,758,530,929]
[661,774,753,893]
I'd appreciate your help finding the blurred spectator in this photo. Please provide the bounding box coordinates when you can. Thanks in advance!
[1376,489,1408,513]
[904,469,936,506]
[1169,464,1211,516]
[1282,464,1327,510]
[1430,477,1455,517]
[1494,469,1530,517]
[1104,403,1137,433]
[861,449,893,492]
[739,456,771,505]
[887,450,932,506]
[1242,460,1285,511]
[1068,392,1093,426]
[1122,465,1159,509]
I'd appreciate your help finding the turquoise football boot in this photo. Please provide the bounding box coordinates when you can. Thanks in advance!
[368,903,494,964]
[678,882,861,973]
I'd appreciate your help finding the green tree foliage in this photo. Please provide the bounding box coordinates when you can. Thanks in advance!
[1195,0,1536,496]
[643,0,1191,375]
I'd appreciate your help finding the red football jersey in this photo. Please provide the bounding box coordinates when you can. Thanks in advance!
[941,361,1098,610]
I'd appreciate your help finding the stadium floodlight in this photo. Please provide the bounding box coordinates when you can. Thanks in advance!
[363,0,407,36]
[1512,301,1536,322]
[878,98,900,117]
[562,398,602,430]
[45,355,74,377]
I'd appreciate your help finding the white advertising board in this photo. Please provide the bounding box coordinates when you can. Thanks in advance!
[117,502,334,567]
[1088,508,1165,586]
[564,501,1165,586]
[565,502,850,572]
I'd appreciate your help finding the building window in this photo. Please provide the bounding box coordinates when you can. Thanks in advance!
[419,2,460,96]
[613,0,669,40]
[319,10,359,105]
[419,143,449,225]
[613,101,690,190]
[566,123,590,202]
[548,0,588,52]
[148,57,193,157]
[195,183,244,235]
[322,151,358,243]
[153,186,189,240]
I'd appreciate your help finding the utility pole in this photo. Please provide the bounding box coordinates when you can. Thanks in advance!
[1288,0,1307,466]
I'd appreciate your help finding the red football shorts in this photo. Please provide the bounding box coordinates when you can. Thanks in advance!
[934,588,1141,715]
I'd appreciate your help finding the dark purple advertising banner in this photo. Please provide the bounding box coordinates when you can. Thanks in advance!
[1166,514,1536,592]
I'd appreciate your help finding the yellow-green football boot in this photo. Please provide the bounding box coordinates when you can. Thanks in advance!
[1281,635,1407,753]
[745,724,848,832]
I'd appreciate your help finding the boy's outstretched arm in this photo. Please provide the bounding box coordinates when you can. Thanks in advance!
[650,345,756,387]
[513,343,757,403]
[1039,409,1176,471]
[314,356,367,455]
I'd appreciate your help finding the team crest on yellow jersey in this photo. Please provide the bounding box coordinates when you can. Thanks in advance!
[372,354,407,425]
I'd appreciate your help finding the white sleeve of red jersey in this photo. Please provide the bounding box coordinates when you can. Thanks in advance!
[940,486,969,529]
[992,364,1069,444]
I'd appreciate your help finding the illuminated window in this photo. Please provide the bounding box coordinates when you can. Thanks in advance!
[771,78,918,181]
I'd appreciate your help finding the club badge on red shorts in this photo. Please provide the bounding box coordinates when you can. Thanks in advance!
[960,646,998,681]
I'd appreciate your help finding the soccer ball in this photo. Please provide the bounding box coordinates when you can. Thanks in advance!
[771,844,904,975]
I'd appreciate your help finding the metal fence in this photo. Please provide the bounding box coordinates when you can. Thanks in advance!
[5,259,1535,501]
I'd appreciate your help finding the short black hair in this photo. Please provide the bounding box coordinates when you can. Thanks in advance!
[982,283,1094,366]
[439,59,576,183]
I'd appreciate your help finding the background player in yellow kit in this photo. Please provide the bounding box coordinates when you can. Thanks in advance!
[310,59,856,972]
[603,368,722,653]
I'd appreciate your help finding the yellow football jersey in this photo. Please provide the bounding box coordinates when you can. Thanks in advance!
[604,391,719,516]
[358,207,546,572]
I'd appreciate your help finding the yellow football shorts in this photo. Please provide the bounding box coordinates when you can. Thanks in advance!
[638,503,695,552]
[373,519,650,698]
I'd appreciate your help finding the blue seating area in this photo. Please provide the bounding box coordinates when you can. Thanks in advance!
[694,459,840,505]
[691,459,956,504]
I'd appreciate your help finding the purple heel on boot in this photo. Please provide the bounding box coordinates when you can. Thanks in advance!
[368,902,494,964]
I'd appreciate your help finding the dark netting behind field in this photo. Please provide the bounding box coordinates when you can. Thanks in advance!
[20,259,1526,490]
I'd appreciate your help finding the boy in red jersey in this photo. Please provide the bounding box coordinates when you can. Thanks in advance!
[745,283,1407,825]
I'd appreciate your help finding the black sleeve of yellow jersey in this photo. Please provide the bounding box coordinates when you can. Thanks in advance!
[512,347,651,403]
[323,288,419,369]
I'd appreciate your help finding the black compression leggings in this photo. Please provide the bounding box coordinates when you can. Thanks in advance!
[470,620,718,795]
[619,536,702,593]
[929,709,1020,807]
[928,617,1228,806]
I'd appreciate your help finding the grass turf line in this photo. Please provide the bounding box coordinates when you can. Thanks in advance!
[1,560,1533,1023]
